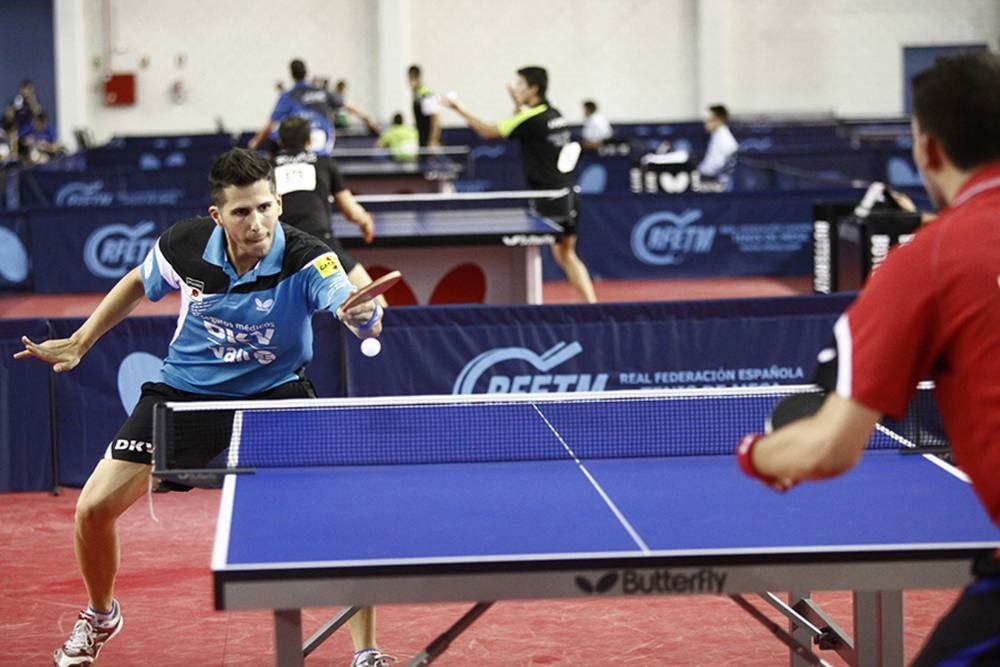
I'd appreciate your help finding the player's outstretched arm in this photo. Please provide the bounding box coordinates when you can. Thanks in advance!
[333,190,375,244]
[247,119,274,150]
[738,393,880,491]
[441,96,502,140]
[345,101,380,134]
[14,267,147,372]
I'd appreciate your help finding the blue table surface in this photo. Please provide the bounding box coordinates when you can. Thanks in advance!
[219,450,999,568]
[333,208,560,239]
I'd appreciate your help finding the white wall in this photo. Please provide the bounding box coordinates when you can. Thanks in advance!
[720,0,1000,116]
[409,0,698,125]
[56,0,1000,143]
[74,0,377,143]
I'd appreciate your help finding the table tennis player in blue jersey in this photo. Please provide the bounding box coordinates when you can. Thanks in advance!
[15,148,393,667]
[248,58,378,156]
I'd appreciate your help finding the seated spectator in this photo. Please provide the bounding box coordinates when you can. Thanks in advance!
[0,112,18,164]
[7,79,42,137]
[375,113,419,161]
[696,104,739,188]
[21,111,63,162]
[581,99,613,150]
[333,79,351,129]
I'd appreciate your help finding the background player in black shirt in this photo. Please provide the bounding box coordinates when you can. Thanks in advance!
[407,64,441,148]
[272,117,386,304]
[443,66,597,303]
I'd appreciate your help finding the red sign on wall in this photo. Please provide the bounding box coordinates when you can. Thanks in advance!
[104,73,136,106]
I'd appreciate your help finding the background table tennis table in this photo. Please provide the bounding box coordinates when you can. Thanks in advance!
[337,159,459,195]
[332,204,562,305]
[197,388,999,667]
[331,146,469,195]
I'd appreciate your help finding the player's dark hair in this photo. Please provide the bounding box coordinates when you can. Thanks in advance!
[708,104,729,123]
[289,59,307,81]
[278,116,310,152]
[583,100,597,113]
[408,65,421,78]
[517,66,548,99]
[912,51,1000,171]
[209,148,275,205]
[392,112,404,125]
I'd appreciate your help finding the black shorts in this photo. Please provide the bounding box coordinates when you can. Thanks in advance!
[531,188,581,238]
[912,551,1000,666]
[107,378,317,466]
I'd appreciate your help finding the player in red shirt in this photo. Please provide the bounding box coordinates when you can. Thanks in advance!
[737,52,1000,665]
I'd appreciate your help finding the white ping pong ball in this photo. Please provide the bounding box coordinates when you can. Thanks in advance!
[445,91,457,101]
[361,337,382,357]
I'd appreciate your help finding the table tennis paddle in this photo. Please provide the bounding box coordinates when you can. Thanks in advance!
[336,270,401,318]
[765,391,827,434]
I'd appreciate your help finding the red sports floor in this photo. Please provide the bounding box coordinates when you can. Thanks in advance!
[3,488,957,666]
[1,278,959,665]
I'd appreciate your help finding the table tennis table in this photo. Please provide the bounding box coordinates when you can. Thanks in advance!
[332,195,563,304]
[332,147,469,195]
[156,386,999,666]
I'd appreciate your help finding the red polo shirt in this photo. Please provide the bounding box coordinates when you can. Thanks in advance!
[834,161,1000,524]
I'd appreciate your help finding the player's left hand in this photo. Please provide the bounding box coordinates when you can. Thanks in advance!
[355,212,375,244]
[13,335,84,373]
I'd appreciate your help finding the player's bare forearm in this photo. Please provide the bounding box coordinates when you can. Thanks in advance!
[248,120,273,150]
[441,97,501,139]
[71,267,147,350]
[456,109,501,140]
[346,102,379,133]
[752,394,878,483]
[15,267,146,372]
[333,191,374,243]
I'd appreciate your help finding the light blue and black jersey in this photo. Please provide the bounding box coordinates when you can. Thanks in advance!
[140,218,353,396]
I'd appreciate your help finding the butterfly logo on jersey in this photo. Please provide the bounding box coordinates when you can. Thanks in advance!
[255,297,275,313]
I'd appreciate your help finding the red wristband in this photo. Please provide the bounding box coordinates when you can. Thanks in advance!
[737,433,789,491]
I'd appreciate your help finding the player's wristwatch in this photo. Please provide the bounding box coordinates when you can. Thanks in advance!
[736,433,791,492]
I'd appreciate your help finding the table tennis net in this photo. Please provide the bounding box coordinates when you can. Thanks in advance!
[153,384,945,479]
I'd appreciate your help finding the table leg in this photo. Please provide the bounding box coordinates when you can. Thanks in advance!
[789,591,812,667]
[853,591,903,667]
[274,609,304,667]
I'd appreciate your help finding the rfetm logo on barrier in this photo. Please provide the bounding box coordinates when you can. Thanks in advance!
[84,221,158,278]
[452,341,608,394]
[630,209,715,265]
[55,181,114,206]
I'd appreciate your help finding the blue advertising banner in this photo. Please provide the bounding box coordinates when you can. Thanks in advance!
[0,319,54,491]
[48,317,173,486]
[26,204,204,293]
[344,295,854,397]
[46,314,344,486]
[13,168,209,208]
[0,210,31,290]
[3,296,855,488]
[552,190,863,281]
